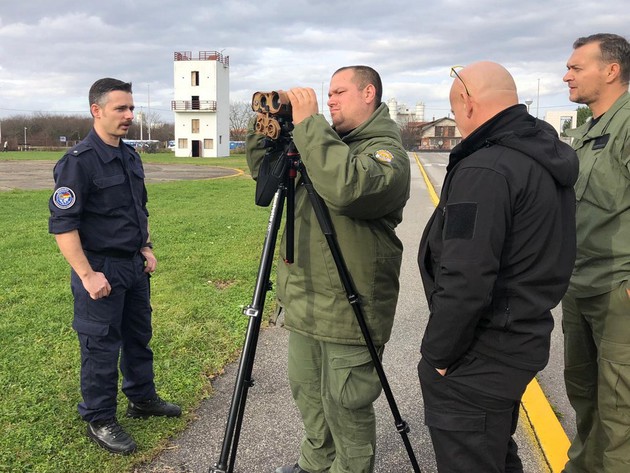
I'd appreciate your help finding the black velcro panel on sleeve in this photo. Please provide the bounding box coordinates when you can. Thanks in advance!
[444,202,477,240]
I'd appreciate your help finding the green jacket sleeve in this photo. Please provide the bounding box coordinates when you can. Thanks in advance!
[245,118,269,180]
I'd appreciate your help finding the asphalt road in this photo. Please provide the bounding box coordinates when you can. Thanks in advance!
[0,158,240,192]
[135,153,570,473]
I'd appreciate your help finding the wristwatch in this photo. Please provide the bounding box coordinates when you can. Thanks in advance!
[144,242,154,249]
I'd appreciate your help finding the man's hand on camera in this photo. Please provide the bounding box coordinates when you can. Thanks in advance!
[287,87,319,126]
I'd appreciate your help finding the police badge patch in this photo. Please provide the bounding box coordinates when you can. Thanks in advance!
[374,149,394,163]
[53,187,76,209]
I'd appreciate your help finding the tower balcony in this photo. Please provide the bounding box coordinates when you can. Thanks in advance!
[173,50,229,67]
[171,100,217,112]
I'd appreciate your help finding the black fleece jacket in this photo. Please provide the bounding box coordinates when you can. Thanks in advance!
[418,104,578,371]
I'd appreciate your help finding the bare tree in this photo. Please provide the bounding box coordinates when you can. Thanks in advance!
[0,112,174,150]
[230,101,255,141]
[128,110,173,143]
[398,116,422,151]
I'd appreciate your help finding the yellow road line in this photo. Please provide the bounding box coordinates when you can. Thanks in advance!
[522,379,571,472]
[413,152,570,473]
[413,153,439,206]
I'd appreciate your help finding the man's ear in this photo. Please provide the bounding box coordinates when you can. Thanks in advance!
[464,93,474,119]
[90,103,101,119]
[605,62,621,84]
[364,84,376,104]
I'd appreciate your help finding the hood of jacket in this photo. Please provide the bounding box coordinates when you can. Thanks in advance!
[449,104,579,188]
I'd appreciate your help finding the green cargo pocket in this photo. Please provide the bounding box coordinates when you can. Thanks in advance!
[330,347,383,410]
[600,337,630,419]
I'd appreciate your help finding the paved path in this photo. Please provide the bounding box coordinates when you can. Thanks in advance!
[0,159,240,192]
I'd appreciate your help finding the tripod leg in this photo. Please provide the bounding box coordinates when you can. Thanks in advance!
[210,183,288,473]
[298,161,422,473]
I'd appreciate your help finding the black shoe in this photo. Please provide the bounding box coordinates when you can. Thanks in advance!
[275,464,310,473]
[126,395,182,418]
[86,418,136,455]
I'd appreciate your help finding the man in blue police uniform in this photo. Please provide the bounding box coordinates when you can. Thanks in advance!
[49,78,180,455]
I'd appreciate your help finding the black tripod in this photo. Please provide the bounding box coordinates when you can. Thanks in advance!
[210,138,421,473]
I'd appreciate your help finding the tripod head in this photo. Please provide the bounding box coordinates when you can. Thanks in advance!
[251,91,294,140]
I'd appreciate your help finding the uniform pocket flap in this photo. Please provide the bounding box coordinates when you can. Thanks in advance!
[94,174,126,189]
[425,408,485,432]
[601,337,630,365]
[330,346,378,369]
[72,318,109,336]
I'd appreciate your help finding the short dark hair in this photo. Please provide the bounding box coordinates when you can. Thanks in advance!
[573,33,630,84]
[333,65,383,106]
[89,78,133,109]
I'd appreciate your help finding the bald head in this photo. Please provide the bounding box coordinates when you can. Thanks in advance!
[450,61,520,138]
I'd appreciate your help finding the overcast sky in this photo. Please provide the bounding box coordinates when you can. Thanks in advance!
[0,0,628,124]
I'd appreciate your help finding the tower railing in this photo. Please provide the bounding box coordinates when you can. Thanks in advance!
[173,51,229,67]
[171,100,217,111]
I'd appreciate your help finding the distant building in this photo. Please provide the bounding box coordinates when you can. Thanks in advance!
[416,117,462,150]
[387,98,425,123]
[172,51,230,157]
[544,110,578,139]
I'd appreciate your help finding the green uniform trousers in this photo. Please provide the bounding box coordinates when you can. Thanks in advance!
[562,280,630,473]
[287,331,383,473]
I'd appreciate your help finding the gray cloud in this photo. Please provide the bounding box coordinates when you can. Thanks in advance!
[0,0,627,122]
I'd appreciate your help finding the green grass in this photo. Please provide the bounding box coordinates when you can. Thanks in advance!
[0,160,281,472]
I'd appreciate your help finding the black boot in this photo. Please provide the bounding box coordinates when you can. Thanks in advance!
[126,395,181,418]
[87,418,136,455]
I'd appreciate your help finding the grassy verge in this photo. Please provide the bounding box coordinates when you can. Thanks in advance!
[0,170,279,472]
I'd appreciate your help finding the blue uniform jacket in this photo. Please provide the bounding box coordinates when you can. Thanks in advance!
[48,129,148,253]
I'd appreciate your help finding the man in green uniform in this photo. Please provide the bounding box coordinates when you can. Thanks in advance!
[561,33,630,473]
[246,66,410,473]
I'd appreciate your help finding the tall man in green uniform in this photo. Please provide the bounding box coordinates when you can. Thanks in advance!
[246,66,410,473]
[561,33,630,473]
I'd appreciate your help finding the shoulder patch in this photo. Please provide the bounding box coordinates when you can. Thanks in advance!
[53,187,76,209]
[374,149,394,163]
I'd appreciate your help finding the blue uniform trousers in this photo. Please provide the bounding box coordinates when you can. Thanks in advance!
[71,252,156,422]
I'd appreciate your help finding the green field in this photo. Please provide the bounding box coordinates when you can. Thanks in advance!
[0,152,278,472]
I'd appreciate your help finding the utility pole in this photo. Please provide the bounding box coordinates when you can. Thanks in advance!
[536,79,540,118]
[138,110,143,141]
[147,84,151,141]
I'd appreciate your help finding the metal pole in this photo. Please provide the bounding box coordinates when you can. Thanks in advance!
[148,84,151,141]
[536,79,540,118]
[139,110,143,141]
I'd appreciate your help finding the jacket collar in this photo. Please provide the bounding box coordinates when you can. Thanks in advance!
[565,91,630,141]
[87,128,125,164]
[448,104,530,171]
